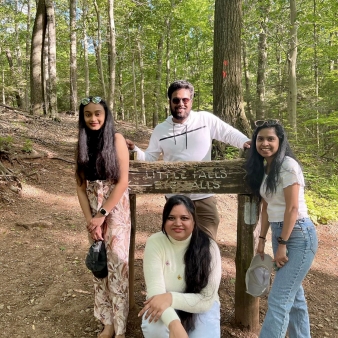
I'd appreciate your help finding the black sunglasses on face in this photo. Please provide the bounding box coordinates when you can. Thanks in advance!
[81,96,102,105]
[255,119,280,127]
[171,97,191,104]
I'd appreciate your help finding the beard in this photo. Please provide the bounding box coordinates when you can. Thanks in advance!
[170,106,190,121]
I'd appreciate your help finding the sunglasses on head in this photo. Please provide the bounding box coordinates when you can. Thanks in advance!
[255,119,280,127]
[81,96,102,105]
[171,97,191,104]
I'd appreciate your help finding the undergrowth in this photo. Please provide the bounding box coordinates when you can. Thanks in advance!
[300,156,338,224]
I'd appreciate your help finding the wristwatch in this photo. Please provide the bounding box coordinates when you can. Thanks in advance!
[277,236,287,245]
[99,207,109,217]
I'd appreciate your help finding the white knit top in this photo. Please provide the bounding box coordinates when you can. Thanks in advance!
[143,231,222,327]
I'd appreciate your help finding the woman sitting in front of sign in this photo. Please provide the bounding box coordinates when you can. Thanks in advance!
[139,195,222,338]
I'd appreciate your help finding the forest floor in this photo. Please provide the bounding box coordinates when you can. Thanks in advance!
[0,108,337,338]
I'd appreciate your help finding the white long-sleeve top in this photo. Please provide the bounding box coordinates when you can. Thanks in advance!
[143,231,222,327]
[133,110,250,200]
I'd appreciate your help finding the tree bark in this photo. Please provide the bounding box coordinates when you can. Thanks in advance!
[69,0,77,115]
[93,0,106,99]
[5,49,23,108]
[153,35,164,128]
[287,0,298,138]
[46,0,58,119]
[107,0,116,114]
[25,0,31,109]
[256,3,269,120]
[213,0,251,136]
[30,0,46,115]
[137,27,146,125]
[242,41,253,124]
[82,0,90,97]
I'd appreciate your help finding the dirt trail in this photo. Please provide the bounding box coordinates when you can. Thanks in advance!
[0,111,337,337]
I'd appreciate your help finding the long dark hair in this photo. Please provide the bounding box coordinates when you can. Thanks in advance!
[245,122,297,198]
[75,97,119,185]
[162,195,212,333]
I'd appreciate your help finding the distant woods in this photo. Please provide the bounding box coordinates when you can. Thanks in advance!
[0,0,337,223]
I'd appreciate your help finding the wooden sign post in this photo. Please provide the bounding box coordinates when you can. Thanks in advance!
[128,158,260,333]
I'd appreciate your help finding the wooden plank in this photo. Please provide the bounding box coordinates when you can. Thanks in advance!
[129,152,137,309]
[128,193,136,309]
[235,195,260,333]
[129,159,249,194]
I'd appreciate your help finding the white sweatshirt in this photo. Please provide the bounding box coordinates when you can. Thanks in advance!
[143,232,222,327]
[134,110,250,200]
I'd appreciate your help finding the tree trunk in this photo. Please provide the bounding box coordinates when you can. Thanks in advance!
[83,0,90,97]
[46,0,58,119]
[165,16,171,118]
[153,35,164,128]
[5,49,23,108]
[107,0,116,115]
[118,69,125,120]
[313,0,319,151]
[13,0,25,108]
[256,3,269,120]
[137,34,146,125]
[69,0,77,115]
[242,41,253,124]
[93,0,106,99]
[287,0,298,138]
[30,0,46,115]
[213,0,251,136]
[25,0,31,109]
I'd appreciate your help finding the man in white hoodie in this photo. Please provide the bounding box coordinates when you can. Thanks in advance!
[126,80,250,239]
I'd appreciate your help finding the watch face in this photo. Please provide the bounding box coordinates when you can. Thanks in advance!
[100,208,107,215]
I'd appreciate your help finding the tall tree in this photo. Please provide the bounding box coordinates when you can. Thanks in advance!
[69,0,77,114]
[255,2,269,120]
[30,0,46,115]
[93,0,106,99]
[45,0,58,119]
[213,0,250,133]
[107,0,116,114]
[287,0,298,136]
[82,0,90,97]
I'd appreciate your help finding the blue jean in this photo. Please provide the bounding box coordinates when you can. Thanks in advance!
[141,301,220,338]
[259,218,318,338]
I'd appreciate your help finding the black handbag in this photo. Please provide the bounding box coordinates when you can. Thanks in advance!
[85,241,108,279]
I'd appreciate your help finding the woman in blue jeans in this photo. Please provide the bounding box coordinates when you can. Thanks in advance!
[245,120,318,338]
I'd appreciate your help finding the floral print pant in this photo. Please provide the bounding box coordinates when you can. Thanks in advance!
[86,180,131,335]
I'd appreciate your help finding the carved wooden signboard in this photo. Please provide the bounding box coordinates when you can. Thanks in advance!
[127,157,259,332]
[128,158,250,194]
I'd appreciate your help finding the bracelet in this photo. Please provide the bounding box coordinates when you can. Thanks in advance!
[259,236,267,241]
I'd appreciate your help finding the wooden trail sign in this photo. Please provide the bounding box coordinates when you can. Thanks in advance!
[128,159,250,194]
[128,157,260,333]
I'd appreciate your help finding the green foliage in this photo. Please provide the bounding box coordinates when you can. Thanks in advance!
[300,154,338,224]
[305,191,338,225]
[22,139,33,153]
[0,136,13,151]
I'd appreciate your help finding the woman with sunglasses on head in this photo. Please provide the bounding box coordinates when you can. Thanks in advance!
[139,195,222,338]
[75,96,131,338]
[245,120,318,338]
